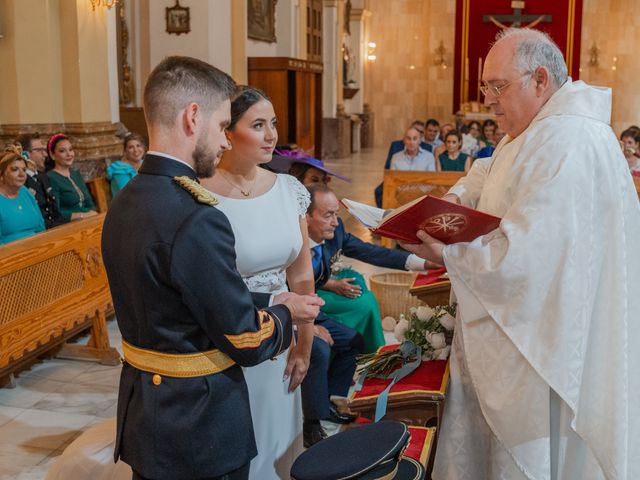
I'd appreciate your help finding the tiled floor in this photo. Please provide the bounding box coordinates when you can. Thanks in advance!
[1,147,394,479]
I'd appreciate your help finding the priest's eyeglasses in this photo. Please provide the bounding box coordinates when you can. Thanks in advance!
[480,71,534,97]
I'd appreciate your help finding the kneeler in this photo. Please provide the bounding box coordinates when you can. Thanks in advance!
[348,344,449,429]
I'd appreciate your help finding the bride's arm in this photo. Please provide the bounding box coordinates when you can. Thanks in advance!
[284,216,316,392]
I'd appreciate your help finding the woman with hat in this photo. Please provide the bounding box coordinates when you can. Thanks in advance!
[0,146,45,244]
[46,134,98,221]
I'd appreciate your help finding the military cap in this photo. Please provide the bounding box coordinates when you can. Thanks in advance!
[291,421,424,479]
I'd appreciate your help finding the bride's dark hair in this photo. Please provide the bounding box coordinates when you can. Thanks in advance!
[228,86,271,131]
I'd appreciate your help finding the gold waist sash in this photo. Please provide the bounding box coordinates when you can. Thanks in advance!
[122,340,236,378]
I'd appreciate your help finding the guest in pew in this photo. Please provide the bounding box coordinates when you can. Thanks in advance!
[436,130,471,172]
[475,126,506,159]
[46,134,97,221]
[424,118,443,149]
[17,133,65,229]
[433,122,454,159]
[389,125,436,171]
[106,133,146,197]
[269,149,352,185]
[461,119,485,157]
[374,121,432,206]
[620,128,640,174]
[306,182,433,353]
[481,119,498,147]
[0,146,45,244]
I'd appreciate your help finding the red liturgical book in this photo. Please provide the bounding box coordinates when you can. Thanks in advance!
[342,196,501,244]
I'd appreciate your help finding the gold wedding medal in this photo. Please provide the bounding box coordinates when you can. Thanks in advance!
[173,176,219,207]
[420,213,469,236]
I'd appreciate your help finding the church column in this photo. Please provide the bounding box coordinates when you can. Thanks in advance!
[322,0,351,158]
[0,0,122,179]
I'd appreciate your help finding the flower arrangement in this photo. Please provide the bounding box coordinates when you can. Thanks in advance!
[357,303,456,379]
[396,304,456,361]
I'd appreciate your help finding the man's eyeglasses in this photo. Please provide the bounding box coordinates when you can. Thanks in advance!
[480,71,533,98]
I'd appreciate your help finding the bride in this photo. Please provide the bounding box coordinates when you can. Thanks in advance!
[199,86,314,479]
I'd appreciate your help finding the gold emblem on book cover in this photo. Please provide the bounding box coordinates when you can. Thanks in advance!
[420,213,469,236]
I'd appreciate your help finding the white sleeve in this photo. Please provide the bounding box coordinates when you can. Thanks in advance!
[447,156,490,208]
[281,174,311,216]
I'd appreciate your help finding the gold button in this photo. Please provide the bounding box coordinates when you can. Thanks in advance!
[152,374,162,385]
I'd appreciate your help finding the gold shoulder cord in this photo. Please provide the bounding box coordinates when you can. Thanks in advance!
[173,176,219,207]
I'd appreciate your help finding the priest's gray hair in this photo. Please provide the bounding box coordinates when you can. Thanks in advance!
[496,28,568,90]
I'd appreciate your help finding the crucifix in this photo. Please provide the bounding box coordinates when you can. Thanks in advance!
[483,1,552,29]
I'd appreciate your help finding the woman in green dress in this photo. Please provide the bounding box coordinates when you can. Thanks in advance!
[46,134,98,222]
[436,130,471,172]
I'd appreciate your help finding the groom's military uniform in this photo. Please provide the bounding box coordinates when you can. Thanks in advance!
[102,154,293,480]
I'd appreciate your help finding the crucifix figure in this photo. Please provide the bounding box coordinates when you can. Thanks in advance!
[483,0,552,29]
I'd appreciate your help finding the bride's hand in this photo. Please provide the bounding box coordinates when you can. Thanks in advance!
[284,342,311,393]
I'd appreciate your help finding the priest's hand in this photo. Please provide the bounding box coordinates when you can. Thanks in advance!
[442,193,461,204]
[274,292,324,326]
[399,230,445,266]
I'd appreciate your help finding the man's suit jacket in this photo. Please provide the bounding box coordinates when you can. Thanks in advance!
[25,171,64,229]
[102,154,293,479]
[314,218,409,289]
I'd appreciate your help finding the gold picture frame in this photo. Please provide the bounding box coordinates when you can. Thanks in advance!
[166,0,190,36]
[248,0,277,43]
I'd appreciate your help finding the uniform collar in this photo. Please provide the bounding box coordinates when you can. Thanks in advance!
[139,152,197,180]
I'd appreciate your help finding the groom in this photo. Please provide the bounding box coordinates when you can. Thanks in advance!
[102,56,322,480]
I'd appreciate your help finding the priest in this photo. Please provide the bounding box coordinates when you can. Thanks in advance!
[402,28,640,479]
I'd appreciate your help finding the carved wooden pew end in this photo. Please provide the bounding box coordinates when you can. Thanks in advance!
[0,214,120,388]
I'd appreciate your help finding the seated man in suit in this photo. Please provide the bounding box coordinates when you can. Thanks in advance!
[306,183,432,353]
[17,133,65,229]
[374,121,432,207]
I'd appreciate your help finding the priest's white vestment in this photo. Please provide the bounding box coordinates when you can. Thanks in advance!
[432,79,640,480]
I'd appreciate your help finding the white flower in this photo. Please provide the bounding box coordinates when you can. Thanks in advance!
[421,351,435,361]
[409,306,418,315]
[394,317,409,342]
[426,332,446,350]
[381,316,397,332]
[416,305,435,321]
[433,345,451,360]
[438,312,456,331]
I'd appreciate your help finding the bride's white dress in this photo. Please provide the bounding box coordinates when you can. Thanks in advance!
[215,173,309,479]
[46,174,309,480]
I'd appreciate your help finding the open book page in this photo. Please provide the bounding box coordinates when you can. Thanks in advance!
[378,195,427,223]
[340,198,386,229]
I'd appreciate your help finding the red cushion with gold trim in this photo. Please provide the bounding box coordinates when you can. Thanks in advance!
[404,426,435,466]
[353,344,449,401]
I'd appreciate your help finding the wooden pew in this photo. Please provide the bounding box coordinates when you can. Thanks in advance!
[634,176,640,198]
[381,171,465,247]
[87,177,112,213]
[0,214,120,387]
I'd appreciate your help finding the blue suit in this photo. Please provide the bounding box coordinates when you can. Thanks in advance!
[375,140,432,207]
[314,218,410,290]
[302,219,411,419]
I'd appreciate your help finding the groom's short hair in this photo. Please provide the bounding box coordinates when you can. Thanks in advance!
[143,56,236,128]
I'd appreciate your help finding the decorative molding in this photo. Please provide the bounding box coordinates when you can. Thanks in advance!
[119,0,135,106]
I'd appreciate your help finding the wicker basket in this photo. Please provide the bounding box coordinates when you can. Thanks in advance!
[369,272,424,320]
